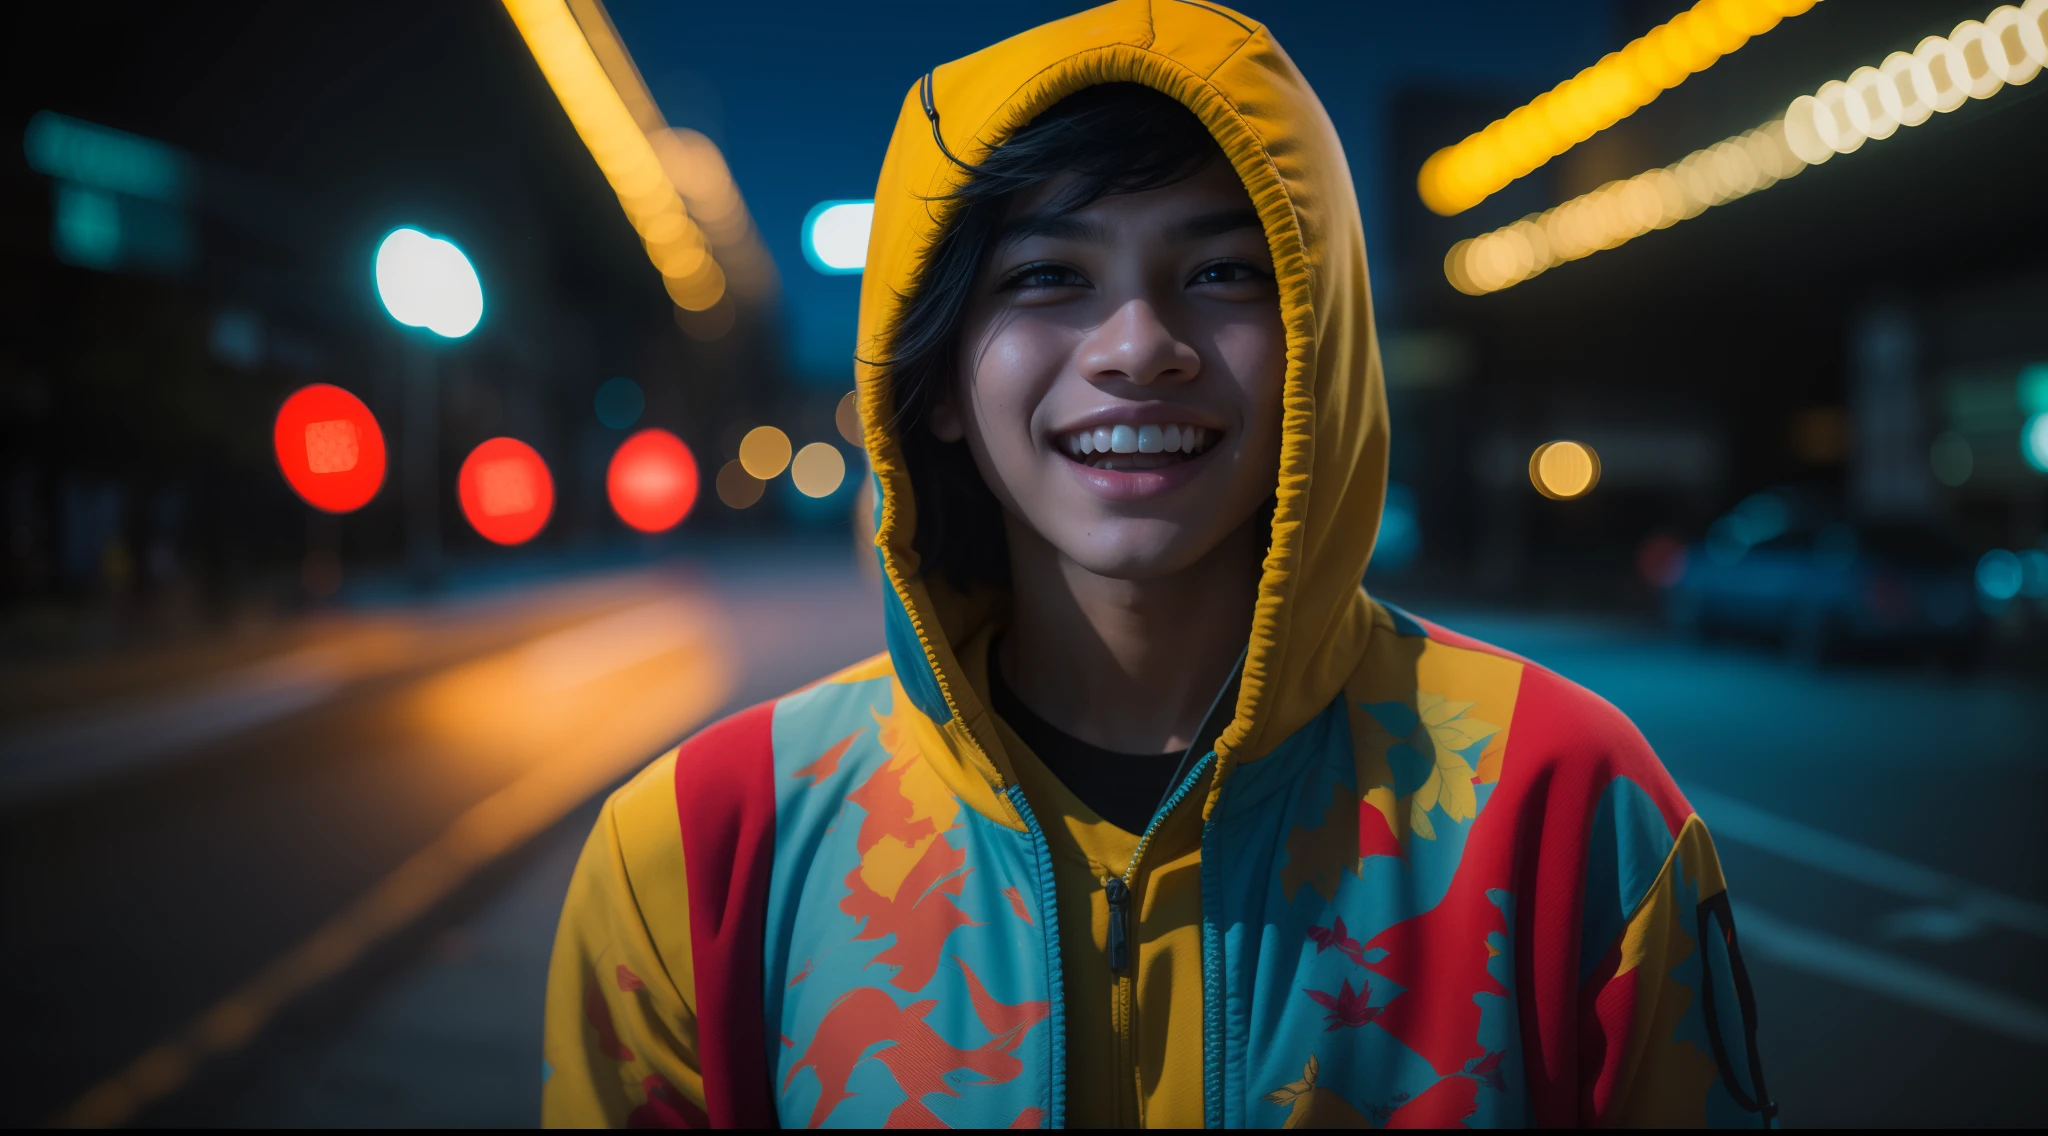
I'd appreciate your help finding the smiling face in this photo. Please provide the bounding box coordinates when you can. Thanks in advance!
[932,159,1287,582]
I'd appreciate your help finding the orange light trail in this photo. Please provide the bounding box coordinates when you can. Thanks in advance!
[1418,0,1820,217]
[1446,2,2048,295]
[498,0,775,312]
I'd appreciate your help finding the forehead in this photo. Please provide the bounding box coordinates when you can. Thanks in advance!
[1000,160,1258,232]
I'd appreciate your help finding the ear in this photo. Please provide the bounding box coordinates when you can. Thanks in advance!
[928,392,966,443]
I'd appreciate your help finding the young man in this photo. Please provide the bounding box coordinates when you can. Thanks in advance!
[543,1,1772,1127]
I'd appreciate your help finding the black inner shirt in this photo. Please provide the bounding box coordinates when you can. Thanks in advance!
[986,643,1186,835]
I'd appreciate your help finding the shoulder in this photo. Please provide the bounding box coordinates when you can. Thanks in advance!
[1362,600,1691,835]
[633,650,900,834]
[657,651,897,786]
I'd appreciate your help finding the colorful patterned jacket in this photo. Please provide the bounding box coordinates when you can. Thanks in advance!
[542,1,1773,1126]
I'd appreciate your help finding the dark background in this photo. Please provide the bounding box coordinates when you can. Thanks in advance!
[3,0,2044,1127]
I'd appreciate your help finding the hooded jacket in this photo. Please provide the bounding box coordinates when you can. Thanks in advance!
[543,1,1772,1127]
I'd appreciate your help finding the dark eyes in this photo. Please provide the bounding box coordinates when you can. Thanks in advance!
[996,259,1271,293]
[1000,263,1088,290]
[1187,261,1267,286]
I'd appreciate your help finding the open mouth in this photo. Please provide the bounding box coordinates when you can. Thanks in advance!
[1055,423,1218,471]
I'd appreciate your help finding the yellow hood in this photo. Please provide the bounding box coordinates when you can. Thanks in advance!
[854,0,1388,816]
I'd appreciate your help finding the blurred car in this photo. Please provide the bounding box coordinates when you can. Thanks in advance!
[1656,491,1981,665]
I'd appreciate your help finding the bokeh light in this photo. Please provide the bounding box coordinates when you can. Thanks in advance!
[373,228,483,338]
[1448,0,2048,295]
[739,425,792,479]
[2023,412,2048,473]
[607,428,698,533]
[273,384,386,514]
[1529,441,1601,500]
[594,377,644,430]
[790,442,847,498]
[715,459,765,509]
[498,0,752,314]
[835,390,862,446]
[1731,491,1790,545]
[457,437,553,545]
[1373,482,1420,571]
[1417,0,1819,216]
[802,200,873,274]
[1977,548,2023,601]
[2019,548,2048,598]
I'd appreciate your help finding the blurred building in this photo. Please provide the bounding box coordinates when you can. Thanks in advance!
[1375,0,2048,618]
[1,1,791,650]
[4,0,2044,646]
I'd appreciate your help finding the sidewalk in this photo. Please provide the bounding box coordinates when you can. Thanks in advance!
[219,802,595,1127]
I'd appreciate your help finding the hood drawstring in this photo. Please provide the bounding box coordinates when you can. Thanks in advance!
[1150,644,1245,826]
[920,72,970,171]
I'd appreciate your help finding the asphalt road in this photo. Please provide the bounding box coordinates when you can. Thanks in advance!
[0,545,884,1128]
[3,552,2042,1127]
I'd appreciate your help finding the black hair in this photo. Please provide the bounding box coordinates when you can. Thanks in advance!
[878,83,1226,592]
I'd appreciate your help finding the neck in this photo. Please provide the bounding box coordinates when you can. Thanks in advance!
[1000,518,1260,755]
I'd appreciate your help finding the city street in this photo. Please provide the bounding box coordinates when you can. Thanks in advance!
[4,549,2041,1126]
[0,545,881,1128]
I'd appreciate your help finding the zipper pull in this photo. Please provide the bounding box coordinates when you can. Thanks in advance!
[1104,876,1131,972]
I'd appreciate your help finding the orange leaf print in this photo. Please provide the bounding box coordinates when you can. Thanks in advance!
[794,728,863,785]
[783,963,1049,1128]
[1002,885,1035,924]
[615,964,645,993]
[840,833,978,991]
[846,752,937,855]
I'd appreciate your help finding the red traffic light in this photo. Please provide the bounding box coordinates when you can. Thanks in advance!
[274,384,386,514]
[458,437,553,545]
[607,428,699,533]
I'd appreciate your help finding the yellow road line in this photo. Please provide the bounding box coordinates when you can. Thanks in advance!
[55,599,734,1127]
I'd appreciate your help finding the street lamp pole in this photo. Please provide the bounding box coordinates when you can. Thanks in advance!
[403,346,441,588]
[373,226,483,592]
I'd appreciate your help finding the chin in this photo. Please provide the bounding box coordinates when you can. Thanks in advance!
[1052,520,1218,582]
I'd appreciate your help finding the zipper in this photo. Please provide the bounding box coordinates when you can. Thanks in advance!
[1103,752,1216,1125]
[1001,783,1067,1128]
[1104,876,1132,970]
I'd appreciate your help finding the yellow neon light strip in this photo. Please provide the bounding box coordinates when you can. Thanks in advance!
[1446,1,2048,296]
[1419,0,1820,217]
[500,0,772,311]
[562,0,777,300]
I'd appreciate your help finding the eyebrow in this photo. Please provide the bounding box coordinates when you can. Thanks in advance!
[993,211,1106,250]
[1175,207,1262,240]
[993,205,1263,252]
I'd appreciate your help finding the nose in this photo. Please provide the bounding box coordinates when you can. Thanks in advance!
[1076,299,1201,389]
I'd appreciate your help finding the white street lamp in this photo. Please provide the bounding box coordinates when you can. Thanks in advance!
[374,227,483,338]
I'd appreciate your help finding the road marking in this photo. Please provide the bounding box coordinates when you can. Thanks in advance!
[54,598,736,1128]
[0,647,354,806]
[1735,904,2048,1046]
[1686,784,2048,941]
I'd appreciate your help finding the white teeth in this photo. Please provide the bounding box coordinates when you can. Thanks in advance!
[1058,423,1213,459]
